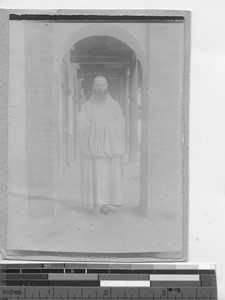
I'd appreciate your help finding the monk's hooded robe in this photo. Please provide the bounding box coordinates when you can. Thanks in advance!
[77,94,126,209]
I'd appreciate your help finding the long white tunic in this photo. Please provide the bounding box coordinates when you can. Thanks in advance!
[77,94,126,208]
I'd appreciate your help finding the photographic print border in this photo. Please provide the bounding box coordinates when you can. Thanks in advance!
[0,8,190,262]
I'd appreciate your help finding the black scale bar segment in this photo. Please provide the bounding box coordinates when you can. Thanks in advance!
[65,269,85,273]
[132,269,154,274]
[0,264,42,269]
[42,269,64,273]
[0,264,22,269]
[199,269,216,274]
[87,269,109,273]
[110,269,132,274]
[153,269,200,274]
[2,280,101,286]
[50,280,100,286]
[5,274,48,280]
[21,269,42,273]
[2,280,50,286]
[0,269,21,273]
[151,280,201,287]
[200,274,217,287]
[21,269,64,273]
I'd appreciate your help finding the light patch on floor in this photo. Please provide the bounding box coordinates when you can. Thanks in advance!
[7,160,182,254]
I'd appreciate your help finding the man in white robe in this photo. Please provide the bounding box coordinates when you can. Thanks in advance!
[77,76,126,215]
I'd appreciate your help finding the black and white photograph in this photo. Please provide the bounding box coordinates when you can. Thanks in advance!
[4,12,189,259]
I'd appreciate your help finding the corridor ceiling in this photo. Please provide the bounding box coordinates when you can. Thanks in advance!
[70,36,135,91]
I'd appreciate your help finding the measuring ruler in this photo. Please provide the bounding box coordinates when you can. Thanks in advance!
[0,263,217,299]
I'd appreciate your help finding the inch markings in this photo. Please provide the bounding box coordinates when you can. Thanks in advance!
[0,286,217,299]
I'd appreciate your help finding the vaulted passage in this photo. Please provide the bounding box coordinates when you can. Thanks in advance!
[60,35,143,212]
[62,36,142,165]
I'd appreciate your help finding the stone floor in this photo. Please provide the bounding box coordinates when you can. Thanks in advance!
[7,160,182,256]
[8,202,182,254]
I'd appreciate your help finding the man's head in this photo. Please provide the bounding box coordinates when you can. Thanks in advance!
[92,76,109,101]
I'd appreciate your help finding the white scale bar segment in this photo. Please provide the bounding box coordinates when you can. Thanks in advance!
[198,264,216,270]
[100,280,150,287]
[175,264,199,270]
[150,275,200,281]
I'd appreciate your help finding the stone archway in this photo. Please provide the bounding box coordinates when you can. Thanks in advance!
[55,27,149,215]
[53,23,148,77]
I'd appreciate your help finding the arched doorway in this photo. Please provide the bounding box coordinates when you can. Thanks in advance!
[54,23,148,78]
[59,35,145,213]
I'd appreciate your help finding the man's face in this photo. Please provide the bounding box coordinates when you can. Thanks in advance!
[93,77,108,100]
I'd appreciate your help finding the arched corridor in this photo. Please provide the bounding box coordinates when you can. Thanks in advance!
[59,35,143,213]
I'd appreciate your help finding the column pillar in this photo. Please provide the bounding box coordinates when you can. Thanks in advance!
[122,73,129,161]
[129,58,138,162]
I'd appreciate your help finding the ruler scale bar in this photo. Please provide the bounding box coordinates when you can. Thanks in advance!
[0,264,217,299]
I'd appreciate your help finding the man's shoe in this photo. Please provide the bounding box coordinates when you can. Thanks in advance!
[100,205,111,215]
[90,207,100,215]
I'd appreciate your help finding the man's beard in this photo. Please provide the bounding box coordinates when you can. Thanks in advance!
[93,88,108,101]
